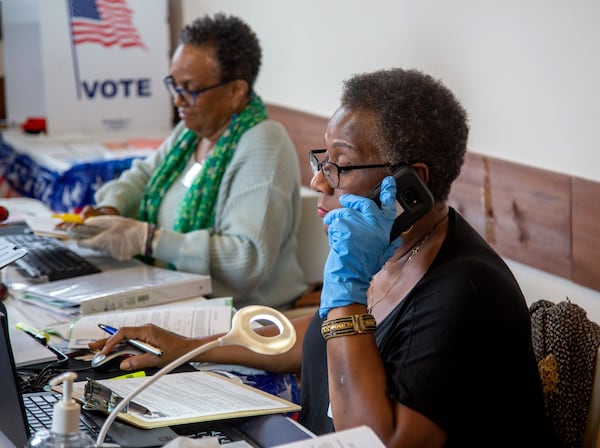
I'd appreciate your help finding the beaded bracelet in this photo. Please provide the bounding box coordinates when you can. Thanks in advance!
[321,314,377,341]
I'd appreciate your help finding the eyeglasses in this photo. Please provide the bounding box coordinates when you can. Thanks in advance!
[309,148,392,189]
[163,75,229,106]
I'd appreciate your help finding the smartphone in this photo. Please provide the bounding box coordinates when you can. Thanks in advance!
[368,166,434,240]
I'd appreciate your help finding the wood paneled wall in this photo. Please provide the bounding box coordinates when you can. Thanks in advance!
[266,103,600,293]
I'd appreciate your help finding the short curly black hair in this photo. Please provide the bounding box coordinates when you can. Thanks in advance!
[341,68,469,202]
[179,13,262,91]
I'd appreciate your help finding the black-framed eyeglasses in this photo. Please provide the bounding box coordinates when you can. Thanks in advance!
[309,148,392,189]
[163,75,230,106]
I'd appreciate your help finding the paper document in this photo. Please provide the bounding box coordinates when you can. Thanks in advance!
[0,197,74,240]
[273,425,385,447]
[9,326,58,367]
[0,197,53,225]
[68,299,233,349]
[0,240,28,269]
[70,371,301,429]
[23,215,72,239]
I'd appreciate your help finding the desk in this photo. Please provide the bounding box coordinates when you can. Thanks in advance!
[4,292,310,447]
[1,219,308,445]
[1,237,300,405]
[0,129,163,212]
[1,415,313,448]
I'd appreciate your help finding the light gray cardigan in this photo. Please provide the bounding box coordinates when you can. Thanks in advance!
[93,120,307,309]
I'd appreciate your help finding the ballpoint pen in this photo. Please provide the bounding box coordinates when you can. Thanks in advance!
[98,323,163,357]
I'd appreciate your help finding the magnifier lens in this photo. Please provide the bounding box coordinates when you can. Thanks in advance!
[220,306,296,355]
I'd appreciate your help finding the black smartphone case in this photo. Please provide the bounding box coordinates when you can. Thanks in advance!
[368,166,434,241]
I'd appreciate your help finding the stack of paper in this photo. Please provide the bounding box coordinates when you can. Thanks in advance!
[68,298,233,349]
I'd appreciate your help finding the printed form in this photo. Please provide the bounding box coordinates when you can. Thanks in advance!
[70,371,300,428]
[68,299,233,349]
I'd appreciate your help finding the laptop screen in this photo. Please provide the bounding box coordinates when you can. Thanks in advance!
[0,307,33,448]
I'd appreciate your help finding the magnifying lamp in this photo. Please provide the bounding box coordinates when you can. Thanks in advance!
[95,305,296,447]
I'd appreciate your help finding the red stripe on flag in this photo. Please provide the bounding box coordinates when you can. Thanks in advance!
[71,0,145,49]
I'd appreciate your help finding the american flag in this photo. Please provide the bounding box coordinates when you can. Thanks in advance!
[69,0,146,49]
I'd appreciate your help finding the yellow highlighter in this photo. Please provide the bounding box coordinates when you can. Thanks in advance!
[51,212,84,224]
[110,371,146,380]
[16,322,50,345]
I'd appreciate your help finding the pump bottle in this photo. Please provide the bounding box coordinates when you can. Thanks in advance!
[28,372,96,448]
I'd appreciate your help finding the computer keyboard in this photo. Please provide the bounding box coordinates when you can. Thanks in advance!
[25,392,242,446]
[0,233,101,282]
[24,392,109,442]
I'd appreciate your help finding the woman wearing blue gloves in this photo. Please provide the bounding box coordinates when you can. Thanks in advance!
[90,68,558,447]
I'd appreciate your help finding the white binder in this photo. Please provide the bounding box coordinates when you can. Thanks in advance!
[22,265,212,315]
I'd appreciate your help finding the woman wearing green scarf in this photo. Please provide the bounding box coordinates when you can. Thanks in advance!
[77,14,307,310]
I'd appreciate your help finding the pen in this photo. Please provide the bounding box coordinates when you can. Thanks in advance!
[98,323,163,357]
[51,212,84,224]
[16,322,50,346]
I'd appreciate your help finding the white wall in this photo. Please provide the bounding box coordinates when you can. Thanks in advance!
[178,0,600,318]
[181,0,600,182]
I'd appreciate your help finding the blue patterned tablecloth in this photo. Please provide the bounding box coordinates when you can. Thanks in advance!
[0,134,141,212]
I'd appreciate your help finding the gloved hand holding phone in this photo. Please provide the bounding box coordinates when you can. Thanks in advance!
[319,176,402,318]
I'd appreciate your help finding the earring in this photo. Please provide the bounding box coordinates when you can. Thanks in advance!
[401,225,414,236]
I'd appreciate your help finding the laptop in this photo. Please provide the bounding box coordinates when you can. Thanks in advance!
[0,305,182,447]
[0,304,313,447]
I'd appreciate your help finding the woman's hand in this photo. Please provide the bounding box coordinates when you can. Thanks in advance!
[81,205,120,219]
[88,324,207,371]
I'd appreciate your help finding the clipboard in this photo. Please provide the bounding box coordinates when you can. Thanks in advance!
[68,371,301,429]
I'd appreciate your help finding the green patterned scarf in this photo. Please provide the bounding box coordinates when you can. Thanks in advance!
[138,93,268,232]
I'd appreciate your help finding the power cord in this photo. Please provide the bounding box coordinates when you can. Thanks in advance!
[17,349,96,393]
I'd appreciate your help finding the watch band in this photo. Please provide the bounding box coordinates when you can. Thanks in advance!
[321,314,377,341]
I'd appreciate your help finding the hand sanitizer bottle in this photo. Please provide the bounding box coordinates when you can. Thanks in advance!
[28,372,96,447]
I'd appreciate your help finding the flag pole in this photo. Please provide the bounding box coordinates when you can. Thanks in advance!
[66,0,82,99]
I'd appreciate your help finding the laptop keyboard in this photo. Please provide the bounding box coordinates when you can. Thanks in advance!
[23,392,112,442]
[24,393,250,446]
[0,233,101,282]
[188,429,239,445]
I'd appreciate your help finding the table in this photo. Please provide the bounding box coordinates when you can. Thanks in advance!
[0,129,163,212]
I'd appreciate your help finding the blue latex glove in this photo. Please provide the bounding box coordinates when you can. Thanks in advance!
[319,176,402,318]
